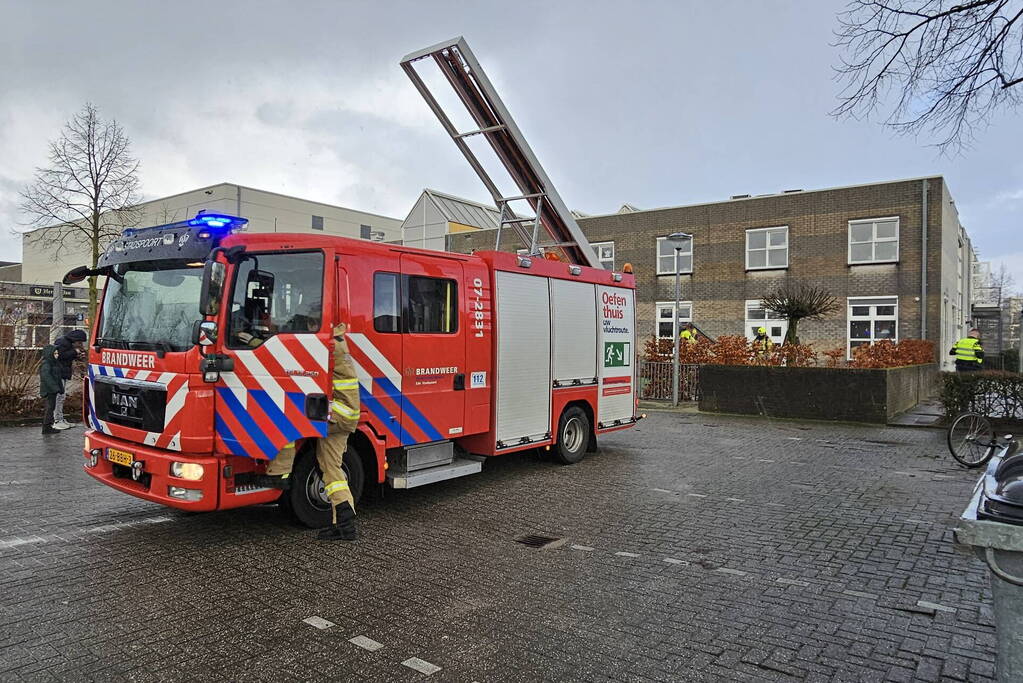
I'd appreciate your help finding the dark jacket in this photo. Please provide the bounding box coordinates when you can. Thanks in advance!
[54,330,86,380]
[39,345,64,397]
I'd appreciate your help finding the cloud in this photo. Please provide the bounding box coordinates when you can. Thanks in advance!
[0,0,1021,277]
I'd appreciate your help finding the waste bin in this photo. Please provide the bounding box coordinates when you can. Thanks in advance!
[955,439,1023,682]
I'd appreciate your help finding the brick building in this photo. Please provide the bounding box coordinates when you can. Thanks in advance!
[443,177,975,369]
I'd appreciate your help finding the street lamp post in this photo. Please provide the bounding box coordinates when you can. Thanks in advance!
[666,232,693,406]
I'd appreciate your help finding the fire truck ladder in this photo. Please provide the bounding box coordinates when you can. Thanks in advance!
[401,37,599,268]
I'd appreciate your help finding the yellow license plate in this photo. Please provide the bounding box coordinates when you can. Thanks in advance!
[107,448,134,467]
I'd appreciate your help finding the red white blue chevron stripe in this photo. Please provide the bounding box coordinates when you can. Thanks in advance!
[346,332,443,447]
[214,335,330,460]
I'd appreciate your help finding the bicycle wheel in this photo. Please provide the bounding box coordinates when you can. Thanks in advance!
[947,412,995,468]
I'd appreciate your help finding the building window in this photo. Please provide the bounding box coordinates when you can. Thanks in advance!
[591,241,615,270]
[656,235,693,275]
[746,226,788,270]
[360,224,371,239]
[744,300,788,344]
[847,296,898,357]
[373,272,400,333]
[311,215,324,231]
[406,276,458,334]
[848,217,898,264]
[655,301,693,339]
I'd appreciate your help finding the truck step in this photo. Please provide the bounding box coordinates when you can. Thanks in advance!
[387,457,482,489]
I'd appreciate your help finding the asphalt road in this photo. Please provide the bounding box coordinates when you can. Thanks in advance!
[0,412,997,681]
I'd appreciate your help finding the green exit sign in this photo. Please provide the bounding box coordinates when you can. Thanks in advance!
[604,341,630,367]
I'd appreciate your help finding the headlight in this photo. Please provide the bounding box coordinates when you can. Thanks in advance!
[170,462,205,481]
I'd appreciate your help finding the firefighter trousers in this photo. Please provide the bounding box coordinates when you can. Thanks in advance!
[266,432,356,517]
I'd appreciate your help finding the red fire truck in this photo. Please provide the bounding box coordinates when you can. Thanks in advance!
[65,38,640,526]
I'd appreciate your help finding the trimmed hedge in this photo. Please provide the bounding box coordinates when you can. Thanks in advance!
[940,371,1023,422]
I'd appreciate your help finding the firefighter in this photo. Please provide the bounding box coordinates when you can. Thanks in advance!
[949,328,984,372]
[753,327,774,356]
[679,323,697,345]
[258,322,361,541]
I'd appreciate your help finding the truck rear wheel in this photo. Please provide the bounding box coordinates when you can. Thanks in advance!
[554,406,590,465]
[281,439,365,528]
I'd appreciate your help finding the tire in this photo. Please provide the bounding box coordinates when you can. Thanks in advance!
[553,406,591,465]
[948,412,995,468]
[283,438,365,528]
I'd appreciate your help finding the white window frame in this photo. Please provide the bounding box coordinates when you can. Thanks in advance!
[744,299,788,344]
[591,241,615,270]
[847,296,898,358]
[745,226,789,271]
[848,217,899,265]
[655,300,693,340]
[656,236,693,275]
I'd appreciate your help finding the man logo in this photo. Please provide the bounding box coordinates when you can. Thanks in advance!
[111,393,139,410]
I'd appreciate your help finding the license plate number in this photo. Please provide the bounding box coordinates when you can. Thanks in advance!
[107,448,134,467]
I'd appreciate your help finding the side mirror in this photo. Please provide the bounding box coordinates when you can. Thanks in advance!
[199,261,226,317]
[192,320,218,347]
[62,265,92,285]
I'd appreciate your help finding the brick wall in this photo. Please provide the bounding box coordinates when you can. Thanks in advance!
[448,177,959,359]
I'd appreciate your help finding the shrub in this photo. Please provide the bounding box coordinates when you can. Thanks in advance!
[0,349,42,419]
[769,342,818,368]
[642,337,673,362]
[941,371,1023,421]
[822,348,846,368]
[711,335,755,365]
[850,339,935,368]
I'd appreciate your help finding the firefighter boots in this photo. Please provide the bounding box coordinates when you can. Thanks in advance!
[317,501,357,541]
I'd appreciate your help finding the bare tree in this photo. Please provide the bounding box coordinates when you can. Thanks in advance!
[761,283,840,345]
[834,0,1023,151]
[19,103,142,319]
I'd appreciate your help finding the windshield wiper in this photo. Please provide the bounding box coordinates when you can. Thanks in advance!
[94,337,129,350]
[128,340,175,357]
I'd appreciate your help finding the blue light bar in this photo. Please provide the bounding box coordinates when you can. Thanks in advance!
[187,212,249,231]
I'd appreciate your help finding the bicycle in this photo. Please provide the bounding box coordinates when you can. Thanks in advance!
[947,412,1000,468]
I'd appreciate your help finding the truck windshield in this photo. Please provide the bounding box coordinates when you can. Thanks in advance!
[98,259,205,351]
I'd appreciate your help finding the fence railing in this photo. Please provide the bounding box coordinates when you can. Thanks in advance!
[638,361,700,401]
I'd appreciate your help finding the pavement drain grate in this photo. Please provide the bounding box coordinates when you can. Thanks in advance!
[515,534,564,549]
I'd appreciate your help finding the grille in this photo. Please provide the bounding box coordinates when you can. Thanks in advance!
[93,377,167,432]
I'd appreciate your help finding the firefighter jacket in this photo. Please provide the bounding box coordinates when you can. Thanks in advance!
[329,323,360,433]
[753,336,775,353]
[950,337,984,365]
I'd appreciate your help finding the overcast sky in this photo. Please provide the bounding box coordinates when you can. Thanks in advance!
[1,0,1020,284]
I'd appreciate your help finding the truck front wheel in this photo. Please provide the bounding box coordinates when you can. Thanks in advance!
[554,406,591,465]
[281,439,365,528]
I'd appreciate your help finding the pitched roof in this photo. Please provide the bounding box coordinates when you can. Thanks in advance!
[423,189,502,230]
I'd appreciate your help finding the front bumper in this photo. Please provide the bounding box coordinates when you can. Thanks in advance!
[82,430,281,511]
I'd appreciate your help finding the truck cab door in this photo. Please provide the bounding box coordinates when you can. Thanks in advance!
[398,255,465,443]
[214,250,332,460]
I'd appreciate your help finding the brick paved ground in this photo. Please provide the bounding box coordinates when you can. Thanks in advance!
[0,413,997,681]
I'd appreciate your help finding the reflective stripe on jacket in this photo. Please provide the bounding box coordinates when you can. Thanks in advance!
[953,337,983,364]
[330,323,361,433]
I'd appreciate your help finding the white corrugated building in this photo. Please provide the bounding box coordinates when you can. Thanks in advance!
[20,182,402,286]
